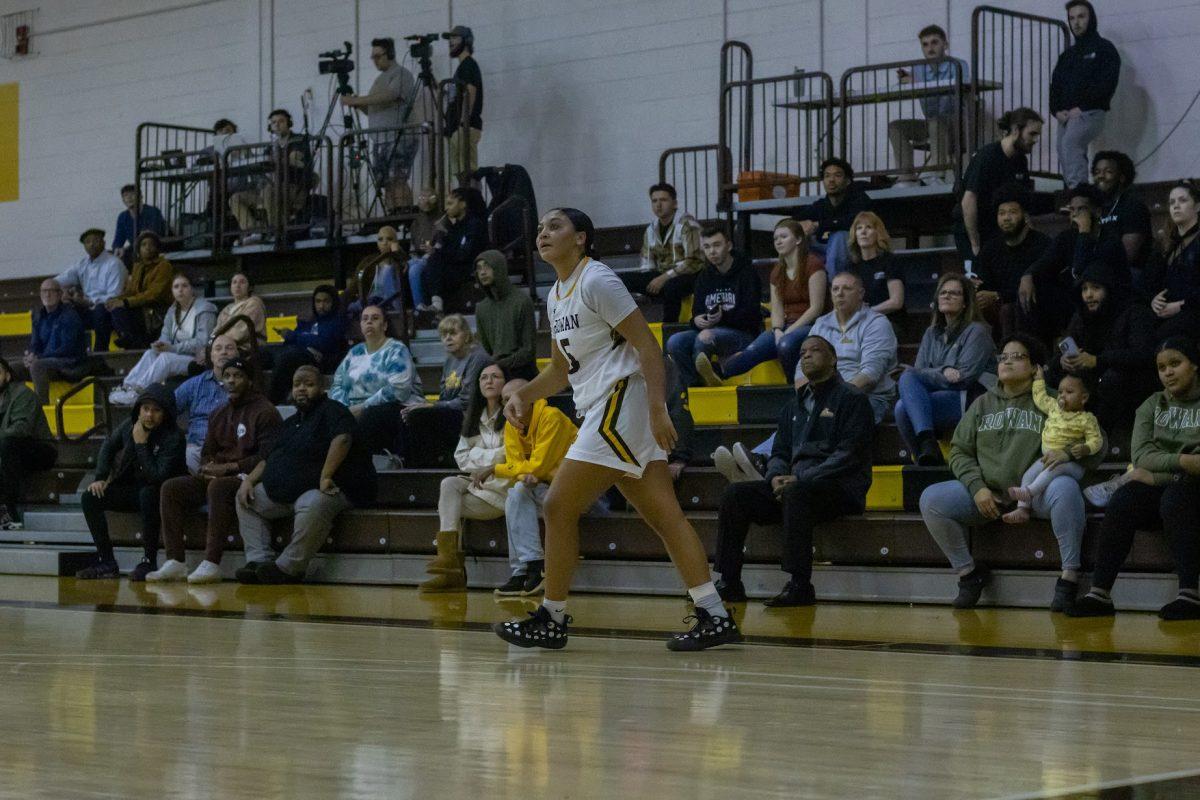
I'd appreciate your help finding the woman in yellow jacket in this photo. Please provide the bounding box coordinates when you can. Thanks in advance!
[493,383,578,597]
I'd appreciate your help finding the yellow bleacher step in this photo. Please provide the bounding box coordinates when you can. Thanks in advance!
[43,404,95,437]
[865,465,904,511]
[27,381,93,406]
[688,387,738,425]
[265,315,298,344]
[0,311,31,337]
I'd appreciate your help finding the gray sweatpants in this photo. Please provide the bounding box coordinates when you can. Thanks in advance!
[237,483,352,577]
[1056,110,1106,188]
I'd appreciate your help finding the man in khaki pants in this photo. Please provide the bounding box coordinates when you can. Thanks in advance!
[444,25,483,183]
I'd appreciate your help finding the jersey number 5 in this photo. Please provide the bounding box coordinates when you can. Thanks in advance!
[558,338,581,374]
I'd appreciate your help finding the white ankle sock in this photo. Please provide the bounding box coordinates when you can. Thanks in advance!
[542,598,567,624]
[689,581,729,618]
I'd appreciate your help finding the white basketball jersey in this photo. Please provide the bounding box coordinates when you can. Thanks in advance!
[548,258,642,414]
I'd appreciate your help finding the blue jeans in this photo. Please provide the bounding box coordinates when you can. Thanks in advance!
[721,326,811,383]
[894,370,965,458]
[919,478,1084,573]
[504,482,548,575]
[810,231,849,280]
[408,256,428,307]
[666,327,756,386]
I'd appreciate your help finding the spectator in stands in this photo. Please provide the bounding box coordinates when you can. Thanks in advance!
[475,249,537,380]
[1146,181,1200,342]
[109,273,217,406]
[1069,338,1200,619]
[0,357,57,531]
[1019,184,1128,343]
[23,279,90,402]
[444,26,483,182]
[55,228,128,352]
[234,364,376,584]
[890,24,970,188]
[844,211,905,316]
[209,118,247,156]
[796,157,872,279]
[347,227,405,318]
[341,37,421,209]
[625,183,703,325]
[419,187,488,315]
[807,271,898,423]
[229,109,311,246]
[148,357,282,584]
[108,231,173,349]
[493,377,578,597]
[1045,260,1157,430]
[111,184,166,263]
[665,356,695,481]
[895,273,996,466]
[972,184,1051,340]
[668,225,763,387]
[919,333,1097,611]
[329,305,420,415]
[75,384,187,581]
[267,285,346,403]
[422,362,510,592]
[392,314,489,468]
[698,220,825,385]
[212,272,266,353]
[405,191,446,310]
[955,108,1041,261]
[174,334,239,474]
[1093,151,1151,279]
[713,335,874,606]
[1050,1,1120,189]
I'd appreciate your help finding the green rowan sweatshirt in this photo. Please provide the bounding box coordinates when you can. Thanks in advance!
[1131,386,1200,485]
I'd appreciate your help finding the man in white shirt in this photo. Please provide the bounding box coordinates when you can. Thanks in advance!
[342,37,422,209]
[55,228,129,352]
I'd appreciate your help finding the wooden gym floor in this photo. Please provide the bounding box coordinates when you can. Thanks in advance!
[2,576,1200,799]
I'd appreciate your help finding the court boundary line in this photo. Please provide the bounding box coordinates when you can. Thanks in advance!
[990,766,1200,799]
[4,597,1200,668]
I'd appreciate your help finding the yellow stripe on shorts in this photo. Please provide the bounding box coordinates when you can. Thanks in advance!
[599,377,640,467]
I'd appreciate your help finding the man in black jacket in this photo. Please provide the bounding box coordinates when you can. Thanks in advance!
[75,383,187,581]
[667,225,763,386]
[1045,260,1157,431]
[795,158,873,278]
[1050,0,1120,188]
[1093,151,1151,279]
[973,184,1051,340]
[713,335,874,607]
[1018,183,1128,345]
[421,187,488,315]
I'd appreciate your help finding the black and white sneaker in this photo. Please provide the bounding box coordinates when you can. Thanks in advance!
[0,504,21,531]
[667,608,743,651]
[494,574,526,597]
[494,606,571,649]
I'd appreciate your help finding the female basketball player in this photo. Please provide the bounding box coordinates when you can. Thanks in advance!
[493,208,741,651]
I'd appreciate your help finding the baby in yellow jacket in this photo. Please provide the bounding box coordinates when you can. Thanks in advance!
[1004,368,1104,524]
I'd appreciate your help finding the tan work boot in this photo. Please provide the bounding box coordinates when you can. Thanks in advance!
[426,531,463,574]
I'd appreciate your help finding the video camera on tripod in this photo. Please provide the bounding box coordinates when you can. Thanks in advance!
[318,41,355,95]
[403,33,440,61]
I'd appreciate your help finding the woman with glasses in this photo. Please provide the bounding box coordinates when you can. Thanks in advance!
[895,273,995,465]
[919,333,1100,612]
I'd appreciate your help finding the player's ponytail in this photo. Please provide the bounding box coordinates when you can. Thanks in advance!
[552,207,596,257]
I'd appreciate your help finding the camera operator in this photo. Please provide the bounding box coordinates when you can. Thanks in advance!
[444,25,482,184]
[342,37,423,209]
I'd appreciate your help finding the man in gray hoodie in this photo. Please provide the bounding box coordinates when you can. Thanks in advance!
[474,249,536,380]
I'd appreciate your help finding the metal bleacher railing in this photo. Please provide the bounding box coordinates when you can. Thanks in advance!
[336,122,438,237]
[839,56,970,185]
[972,5,1070,180]
[134,122,215,251]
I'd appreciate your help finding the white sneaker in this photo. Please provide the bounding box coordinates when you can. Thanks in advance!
[145,559,188,582]
[892,178,922,189]
[430,295,444,313]
[239,233,263,246]
[108,386,139,406]
[732,442,765,481]
[712,446,740,484]
[187,559,223,584]
[1083,470,1133,508]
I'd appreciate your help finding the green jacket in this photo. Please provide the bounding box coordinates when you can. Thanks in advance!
[474,249,536,375]
[949,382,1105,496]
[0,381,52,440]
[1131,386,1200,485]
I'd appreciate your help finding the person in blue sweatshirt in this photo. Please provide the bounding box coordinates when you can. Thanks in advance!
[1049,0,1120,188]
[666,225,764,386]
[23,278,90,402]
[266,285,347,403]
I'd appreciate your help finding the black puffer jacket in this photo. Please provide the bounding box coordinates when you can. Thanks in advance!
[95,383,188,486]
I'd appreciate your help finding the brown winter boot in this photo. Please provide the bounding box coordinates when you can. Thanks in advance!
[425,531,463,574]
[419,569,467,592]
